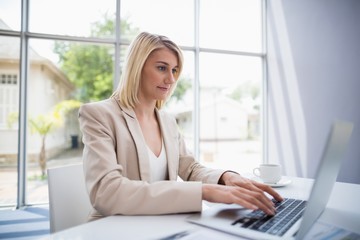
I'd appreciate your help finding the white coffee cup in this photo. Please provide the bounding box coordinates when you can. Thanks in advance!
[253,163,282,183]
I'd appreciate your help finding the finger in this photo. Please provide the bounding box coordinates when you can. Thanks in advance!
[232,182,277,212]
[227,179,279,213]
[251,192,276,214]
[233,179,262,192]
[245,194,275,215]
[233,188,275,215]
[230,197,259,211]
[253,181,284,201]
[238,182,277,207]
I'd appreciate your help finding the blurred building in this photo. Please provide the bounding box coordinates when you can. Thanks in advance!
[0,19,75,165]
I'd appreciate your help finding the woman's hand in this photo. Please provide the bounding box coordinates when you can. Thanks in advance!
[220,171,283,201]
[202,172,284,215]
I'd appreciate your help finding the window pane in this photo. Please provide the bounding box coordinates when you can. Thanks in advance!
[0,36,20,206]
[0,0,21,31]
[29,0,116,38]
[200,0,262,52]
[199,53,262,172]
[121,0,194,46]
[27,39,114,204]
[165,51,195,153]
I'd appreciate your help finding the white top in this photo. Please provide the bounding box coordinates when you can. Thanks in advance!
[147,141,168,182]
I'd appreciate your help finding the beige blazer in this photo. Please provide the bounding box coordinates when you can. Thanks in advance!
[79,98,225,220]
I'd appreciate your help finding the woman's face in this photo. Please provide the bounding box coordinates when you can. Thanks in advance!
[138,47,179,105]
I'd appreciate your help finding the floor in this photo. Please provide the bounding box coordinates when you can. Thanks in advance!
[0,148,83,205]
[0,205,50,240]
[0,149,82,239]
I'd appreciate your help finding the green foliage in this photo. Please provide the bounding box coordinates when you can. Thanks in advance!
[7,112,19,129]
[54,14,140,102]
[28,173,48,181]
[91,13,116,38]
[171,77,192,102]
[54,42,114,102]
[7,100,82,137]
[29,114,53,136]
[53,99,82,118]
[228,81,260,102]
[7,100,82,176]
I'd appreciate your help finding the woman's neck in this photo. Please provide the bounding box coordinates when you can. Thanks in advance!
[134,102,156,122]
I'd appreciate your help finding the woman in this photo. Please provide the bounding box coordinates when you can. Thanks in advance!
[79,32,282,221]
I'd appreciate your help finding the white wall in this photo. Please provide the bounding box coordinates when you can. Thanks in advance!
[267,0,360,183]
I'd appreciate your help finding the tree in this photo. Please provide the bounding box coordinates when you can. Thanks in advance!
[171,77,192,103]
[228,81,260,110]
[8,100,82,177]
[54,14,191,103]
[54,42,114,102]
[30,100,82,177]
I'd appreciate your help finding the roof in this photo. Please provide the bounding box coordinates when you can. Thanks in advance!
[0,18,74,90]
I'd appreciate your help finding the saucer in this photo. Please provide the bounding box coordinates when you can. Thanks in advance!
[252,176,292,188]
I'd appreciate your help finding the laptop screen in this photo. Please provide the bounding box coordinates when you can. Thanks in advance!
[295,121,353,239]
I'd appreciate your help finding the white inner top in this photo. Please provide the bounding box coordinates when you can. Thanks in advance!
[147,141,168,182]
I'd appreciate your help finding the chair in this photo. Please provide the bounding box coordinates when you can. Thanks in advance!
[47,163,92,233]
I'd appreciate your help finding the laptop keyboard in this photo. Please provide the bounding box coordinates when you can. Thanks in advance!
[231,198,307,236]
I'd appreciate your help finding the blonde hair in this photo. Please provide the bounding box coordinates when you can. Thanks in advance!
[111,32,183,109]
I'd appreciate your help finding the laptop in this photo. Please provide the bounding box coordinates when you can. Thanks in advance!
[187,121,354,240]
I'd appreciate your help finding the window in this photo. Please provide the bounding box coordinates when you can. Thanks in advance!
[200,0,262,53]
[0,74,19,129]
[29,0,116,38]
[199,52,263,172]
[0,36,20,206]
[0,0,265,207]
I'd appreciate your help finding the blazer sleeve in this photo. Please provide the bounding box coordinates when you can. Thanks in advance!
[79,102,203,217]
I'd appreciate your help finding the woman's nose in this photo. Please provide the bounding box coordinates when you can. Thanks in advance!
[166,71,176,83]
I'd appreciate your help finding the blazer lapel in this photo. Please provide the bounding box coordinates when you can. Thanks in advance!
[115,100,151,182]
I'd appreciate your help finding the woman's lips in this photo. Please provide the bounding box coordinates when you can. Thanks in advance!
[158,86,169,91]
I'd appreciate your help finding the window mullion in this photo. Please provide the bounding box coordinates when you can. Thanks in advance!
[17,0,30,208]
[194,0,200,161]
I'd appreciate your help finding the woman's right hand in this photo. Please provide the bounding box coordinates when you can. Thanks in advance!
[202,184,276,215]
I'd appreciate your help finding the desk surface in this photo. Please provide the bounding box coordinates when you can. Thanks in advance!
[47,177,360,240]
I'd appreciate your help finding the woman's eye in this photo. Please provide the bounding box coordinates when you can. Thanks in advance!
[172,68,178,75]
[158,66,166,71]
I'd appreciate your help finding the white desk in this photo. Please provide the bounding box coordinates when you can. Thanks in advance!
[46,177,360,240]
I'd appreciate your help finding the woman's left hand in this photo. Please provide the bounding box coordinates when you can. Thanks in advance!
[219,171,284,202]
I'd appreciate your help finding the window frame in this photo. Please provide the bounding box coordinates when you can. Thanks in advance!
[0,0,267,208]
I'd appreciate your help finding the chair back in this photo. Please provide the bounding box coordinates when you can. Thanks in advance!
[47,163,92,233]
